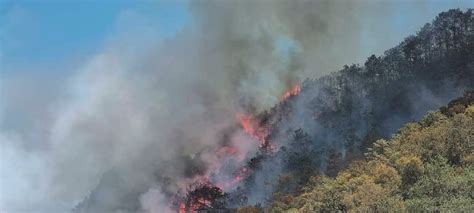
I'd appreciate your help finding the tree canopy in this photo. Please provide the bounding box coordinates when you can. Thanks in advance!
[265,96,474,212]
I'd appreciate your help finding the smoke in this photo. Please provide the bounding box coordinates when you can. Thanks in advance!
[1,0,470,212]
[140,188,173,213]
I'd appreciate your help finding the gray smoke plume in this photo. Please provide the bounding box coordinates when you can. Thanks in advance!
[1,0,471,212]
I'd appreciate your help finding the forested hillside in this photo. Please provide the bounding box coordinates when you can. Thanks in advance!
[264,91,474,212]
[235,8,474,208]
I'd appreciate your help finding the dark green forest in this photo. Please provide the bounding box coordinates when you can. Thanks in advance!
[264,91,474,212]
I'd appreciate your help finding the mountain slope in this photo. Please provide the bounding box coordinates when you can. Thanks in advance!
[267,91,474,212]
[238,8,474,206]
[74,9,474,212]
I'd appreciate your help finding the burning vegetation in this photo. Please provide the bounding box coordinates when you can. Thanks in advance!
[180,184,227,212]
[173,113,273,211]
[170,84,296,212]
[72,9,474,213]
[169,9,474,212]
[280,84,301,101]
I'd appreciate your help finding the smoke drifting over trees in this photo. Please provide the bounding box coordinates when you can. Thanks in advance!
[238,9,474,208]
[1,1,473,212]
[78,7,474,212]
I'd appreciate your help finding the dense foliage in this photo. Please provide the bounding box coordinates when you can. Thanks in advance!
[262,93,474,212]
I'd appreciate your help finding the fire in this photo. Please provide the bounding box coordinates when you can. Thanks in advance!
[216,146,238,156]
[173,83,303,212]
[281,84,301,100]
[236,113,269,146]
[179,201,201,213]
[216,175,242,189]
[189,198,211,212]
[179,202,186,213]
[215,167,253,189]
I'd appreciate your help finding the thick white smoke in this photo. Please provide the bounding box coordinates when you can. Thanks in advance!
[1,0,471,212]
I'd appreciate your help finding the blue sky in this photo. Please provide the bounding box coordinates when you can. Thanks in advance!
[2,0,473,77]
[1,0,190,74]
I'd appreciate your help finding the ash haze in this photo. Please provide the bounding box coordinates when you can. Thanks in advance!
[1,0,473,212]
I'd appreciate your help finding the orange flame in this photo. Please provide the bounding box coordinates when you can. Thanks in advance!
[281,84,301,101]
[179,197,211,213]
[215,167,252,189]
[236,113,268,146]
[216,146,238,156]
[179,202,186,213]
[174,85,303,212]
